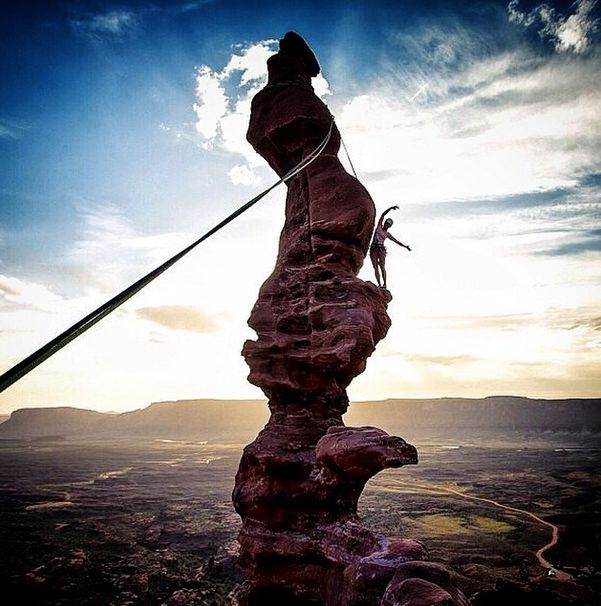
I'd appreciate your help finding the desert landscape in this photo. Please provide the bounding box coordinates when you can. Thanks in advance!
[2,4,600,603]
[1,398,599,605]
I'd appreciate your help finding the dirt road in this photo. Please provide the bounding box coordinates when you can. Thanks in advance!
[387,479,573,581]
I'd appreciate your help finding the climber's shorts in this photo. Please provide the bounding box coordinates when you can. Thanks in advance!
[370,244,386,265]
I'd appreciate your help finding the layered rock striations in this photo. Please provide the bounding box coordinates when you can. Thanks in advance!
[233,32,466,606]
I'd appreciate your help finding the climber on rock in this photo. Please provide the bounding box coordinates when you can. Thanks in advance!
[369,205,411,290]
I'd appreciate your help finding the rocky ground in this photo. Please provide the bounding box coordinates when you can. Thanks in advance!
[0,435,599,605]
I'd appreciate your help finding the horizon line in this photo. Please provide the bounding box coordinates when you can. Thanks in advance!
[3,393,601,416]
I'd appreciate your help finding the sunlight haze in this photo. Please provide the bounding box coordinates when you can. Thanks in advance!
[1,0,600,413]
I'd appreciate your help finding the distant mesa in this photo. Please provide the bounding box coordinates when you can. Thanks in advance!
[0,396,599,441]
[0,400,268,441]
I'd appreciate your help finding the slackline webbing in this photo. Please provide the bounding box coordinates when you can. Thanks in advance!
[0,120,335,394]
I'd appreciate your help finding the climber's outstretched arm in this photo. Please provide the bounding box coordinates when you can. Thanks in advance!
[387,233,411,251]
[377,204,399,227]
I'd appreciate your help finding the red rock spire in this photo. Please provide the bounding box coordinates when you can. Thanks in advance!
[232,32,466,606]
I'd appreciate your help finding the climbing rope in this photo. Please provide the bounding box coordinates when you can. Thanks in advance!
[339,132,358,179]
[0,120,335,394]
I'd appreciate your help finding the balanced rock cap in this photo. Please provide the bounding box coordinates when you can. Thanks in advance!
[279,31,320,77]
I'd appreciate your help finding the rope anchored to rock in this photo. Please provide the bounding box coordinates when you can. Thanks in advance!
[0,120,335,394]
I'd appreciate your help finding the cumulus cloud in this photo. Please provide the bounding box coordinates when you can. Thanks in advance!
[192,40,331,185]
[193,65,230,140]
[192,40,276,162]
[136,304,218,333]
[312,73,332,98]
[508,0,600,54]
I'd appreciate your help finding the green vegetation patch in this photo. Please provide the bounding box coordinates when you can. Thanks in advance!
[470,515,514,534]
[419,514,470,535]
[418,514,514,536]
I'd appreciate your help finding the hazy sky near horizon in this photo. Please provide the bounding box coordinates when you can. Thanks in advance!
[1,0,600,413]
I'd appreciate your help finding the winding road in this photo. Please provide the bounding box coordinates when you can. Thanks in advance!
[387,479,573,581]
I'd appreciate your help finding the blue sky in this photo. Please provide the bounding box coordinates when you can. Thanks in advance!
[1,0,600,412]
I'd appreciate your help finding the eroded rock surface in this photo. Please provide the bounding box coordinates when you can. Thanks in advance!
[233,32,466,606]
[241,32,390,403]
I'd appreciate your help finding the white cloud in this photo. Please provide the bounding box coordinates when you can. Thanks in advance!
[508,0,600,54]
[172,1,215,14]
[555,0,600,53]
[313,73,332,98]
[335,49,601,203]
[192,40,332,183]
[390,19,495,83]
[228,164,262,186]
[0,118,29,140]
[67,203,187,294]
[71,10,140,39]
[224,42,277,85]
[69,2,215,40]
[192,65,229,140]
[0,274,63,312]
[0,271,113,381]
[192,40,276,163]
